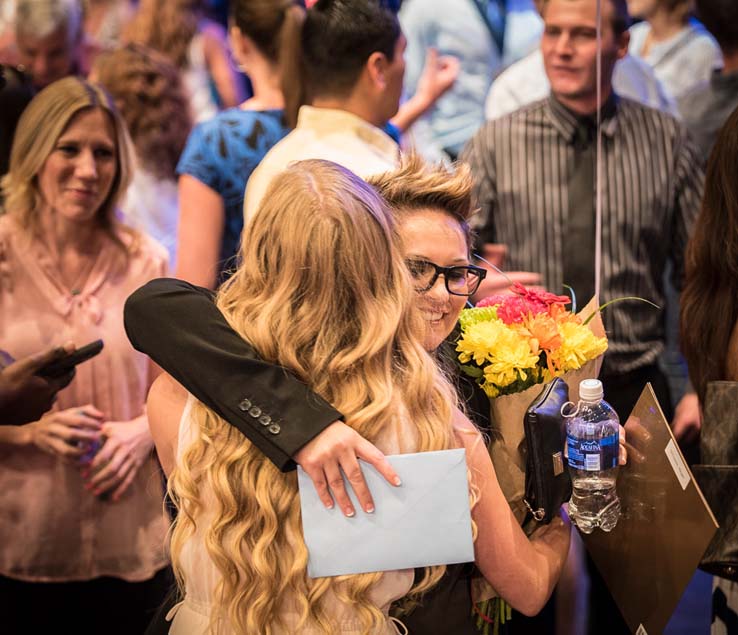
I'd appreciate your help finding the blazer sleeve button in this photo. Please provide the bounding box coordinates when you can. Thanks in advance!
[248,406,262,418]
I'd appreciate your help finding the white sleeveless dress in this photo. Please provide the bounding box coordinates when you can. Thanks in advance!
[167,394,414,634]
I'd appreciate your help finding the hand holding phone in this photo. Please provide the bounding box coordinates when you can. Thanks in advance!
[35,340,104,379]
[1,343,79,425]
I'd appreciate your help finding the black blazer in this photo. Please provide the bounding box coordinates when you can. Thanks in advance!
[124,278,342,470]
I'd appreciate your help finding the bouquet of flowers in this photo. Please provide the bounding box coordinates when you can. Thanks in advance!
[456,283,607,400]
[456,284,608,630]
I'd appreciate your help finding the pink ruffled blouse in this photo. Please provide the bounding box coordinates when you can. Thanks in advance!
[0,215,171,582]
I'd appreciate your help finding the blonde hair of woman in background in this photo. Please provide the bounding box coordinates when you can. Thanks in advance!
[1,75,134,247]
[0,76,171,634]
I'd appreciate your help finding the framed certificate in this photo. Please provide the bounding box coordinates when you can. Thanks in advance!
[581,384,718,635]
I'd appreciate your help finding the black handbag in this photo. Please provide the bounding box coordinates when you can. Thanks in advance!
[523,377,572,523]
[692,381,738,582]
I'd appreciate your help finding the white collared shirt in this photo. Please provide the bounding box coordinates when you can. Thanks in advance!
[243,106,399,223]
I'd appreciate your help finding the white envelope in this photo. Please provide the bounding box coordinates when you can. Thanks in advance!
[298,448,475,578]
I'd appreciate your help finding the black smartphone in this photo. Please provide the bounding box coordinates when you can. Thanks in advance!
[36,340,104,379]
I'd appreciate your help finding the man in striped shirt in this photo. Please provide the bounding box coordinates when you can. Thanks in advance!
[463,2,703,630]
[463,0,703,426]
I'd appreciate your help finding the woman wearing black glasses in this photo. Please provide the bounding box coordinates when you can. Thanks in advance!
[126,155,569,635]
[370,155,486,351]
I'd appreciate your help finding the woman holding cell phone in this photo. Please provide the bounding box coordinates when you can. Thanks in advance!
[0,77,171,634]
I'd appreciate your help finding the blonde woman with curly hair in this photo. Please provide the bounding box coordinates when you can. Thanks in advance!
[146,159,571,635]
[123,0,244,121]
[92,43,193,268]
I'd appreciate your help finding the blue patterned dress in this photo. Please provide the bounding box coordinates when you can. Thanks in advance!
[177,108,289,283]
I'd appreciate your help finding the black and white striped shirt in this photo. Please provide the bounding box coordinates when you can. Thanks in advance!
[461,95,705,373]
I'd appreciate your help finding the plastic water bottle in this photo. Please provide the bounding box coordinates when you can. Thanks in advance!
[566,379,621,533]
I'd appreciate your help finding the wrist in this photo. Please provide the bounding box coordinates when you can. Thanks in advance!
[0,423,33,447]
[409,91,433,114]
[133,415,155,450]
[416,91,440,112]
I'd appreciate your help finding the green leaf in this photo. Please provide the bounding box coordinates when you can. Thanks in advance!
[460,364,484,379]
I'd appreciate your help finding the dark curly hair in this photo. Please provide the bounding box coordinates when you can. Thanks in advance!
[92,43,193,181]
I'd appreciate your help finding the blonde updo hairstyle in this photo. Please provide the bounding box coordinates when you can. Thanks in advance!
[168,160,462,634]
[0,77,135,250]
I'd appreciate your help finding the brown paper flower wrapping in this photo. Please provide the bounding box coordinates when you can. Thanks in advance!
[472,296,606,604]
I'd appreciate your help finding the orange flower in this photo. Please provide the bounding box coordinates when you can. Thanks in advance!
[548,302,578,323]
[515,313,562,356]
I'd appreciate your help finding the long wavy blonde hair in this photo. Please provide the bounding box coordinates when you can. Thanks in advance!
[168,160,462,634]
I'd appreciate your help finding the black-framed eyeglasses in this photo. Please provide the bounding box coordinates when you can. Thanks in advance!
[405,259,487,297]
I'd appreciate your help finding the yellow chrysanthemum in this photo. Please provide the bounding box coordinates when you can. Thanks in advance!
[481,335,540,389]
[456,319,507,365]
[548,321,608,372]
[457,319,539,387]
[479,382,500,398]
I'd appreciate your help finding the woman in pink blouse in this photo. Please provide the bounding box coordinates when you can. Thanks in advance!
[0,77,171,634]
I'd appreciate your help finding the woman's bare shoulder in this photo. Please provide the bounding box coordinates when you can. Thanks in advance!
[452,406,484,448]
